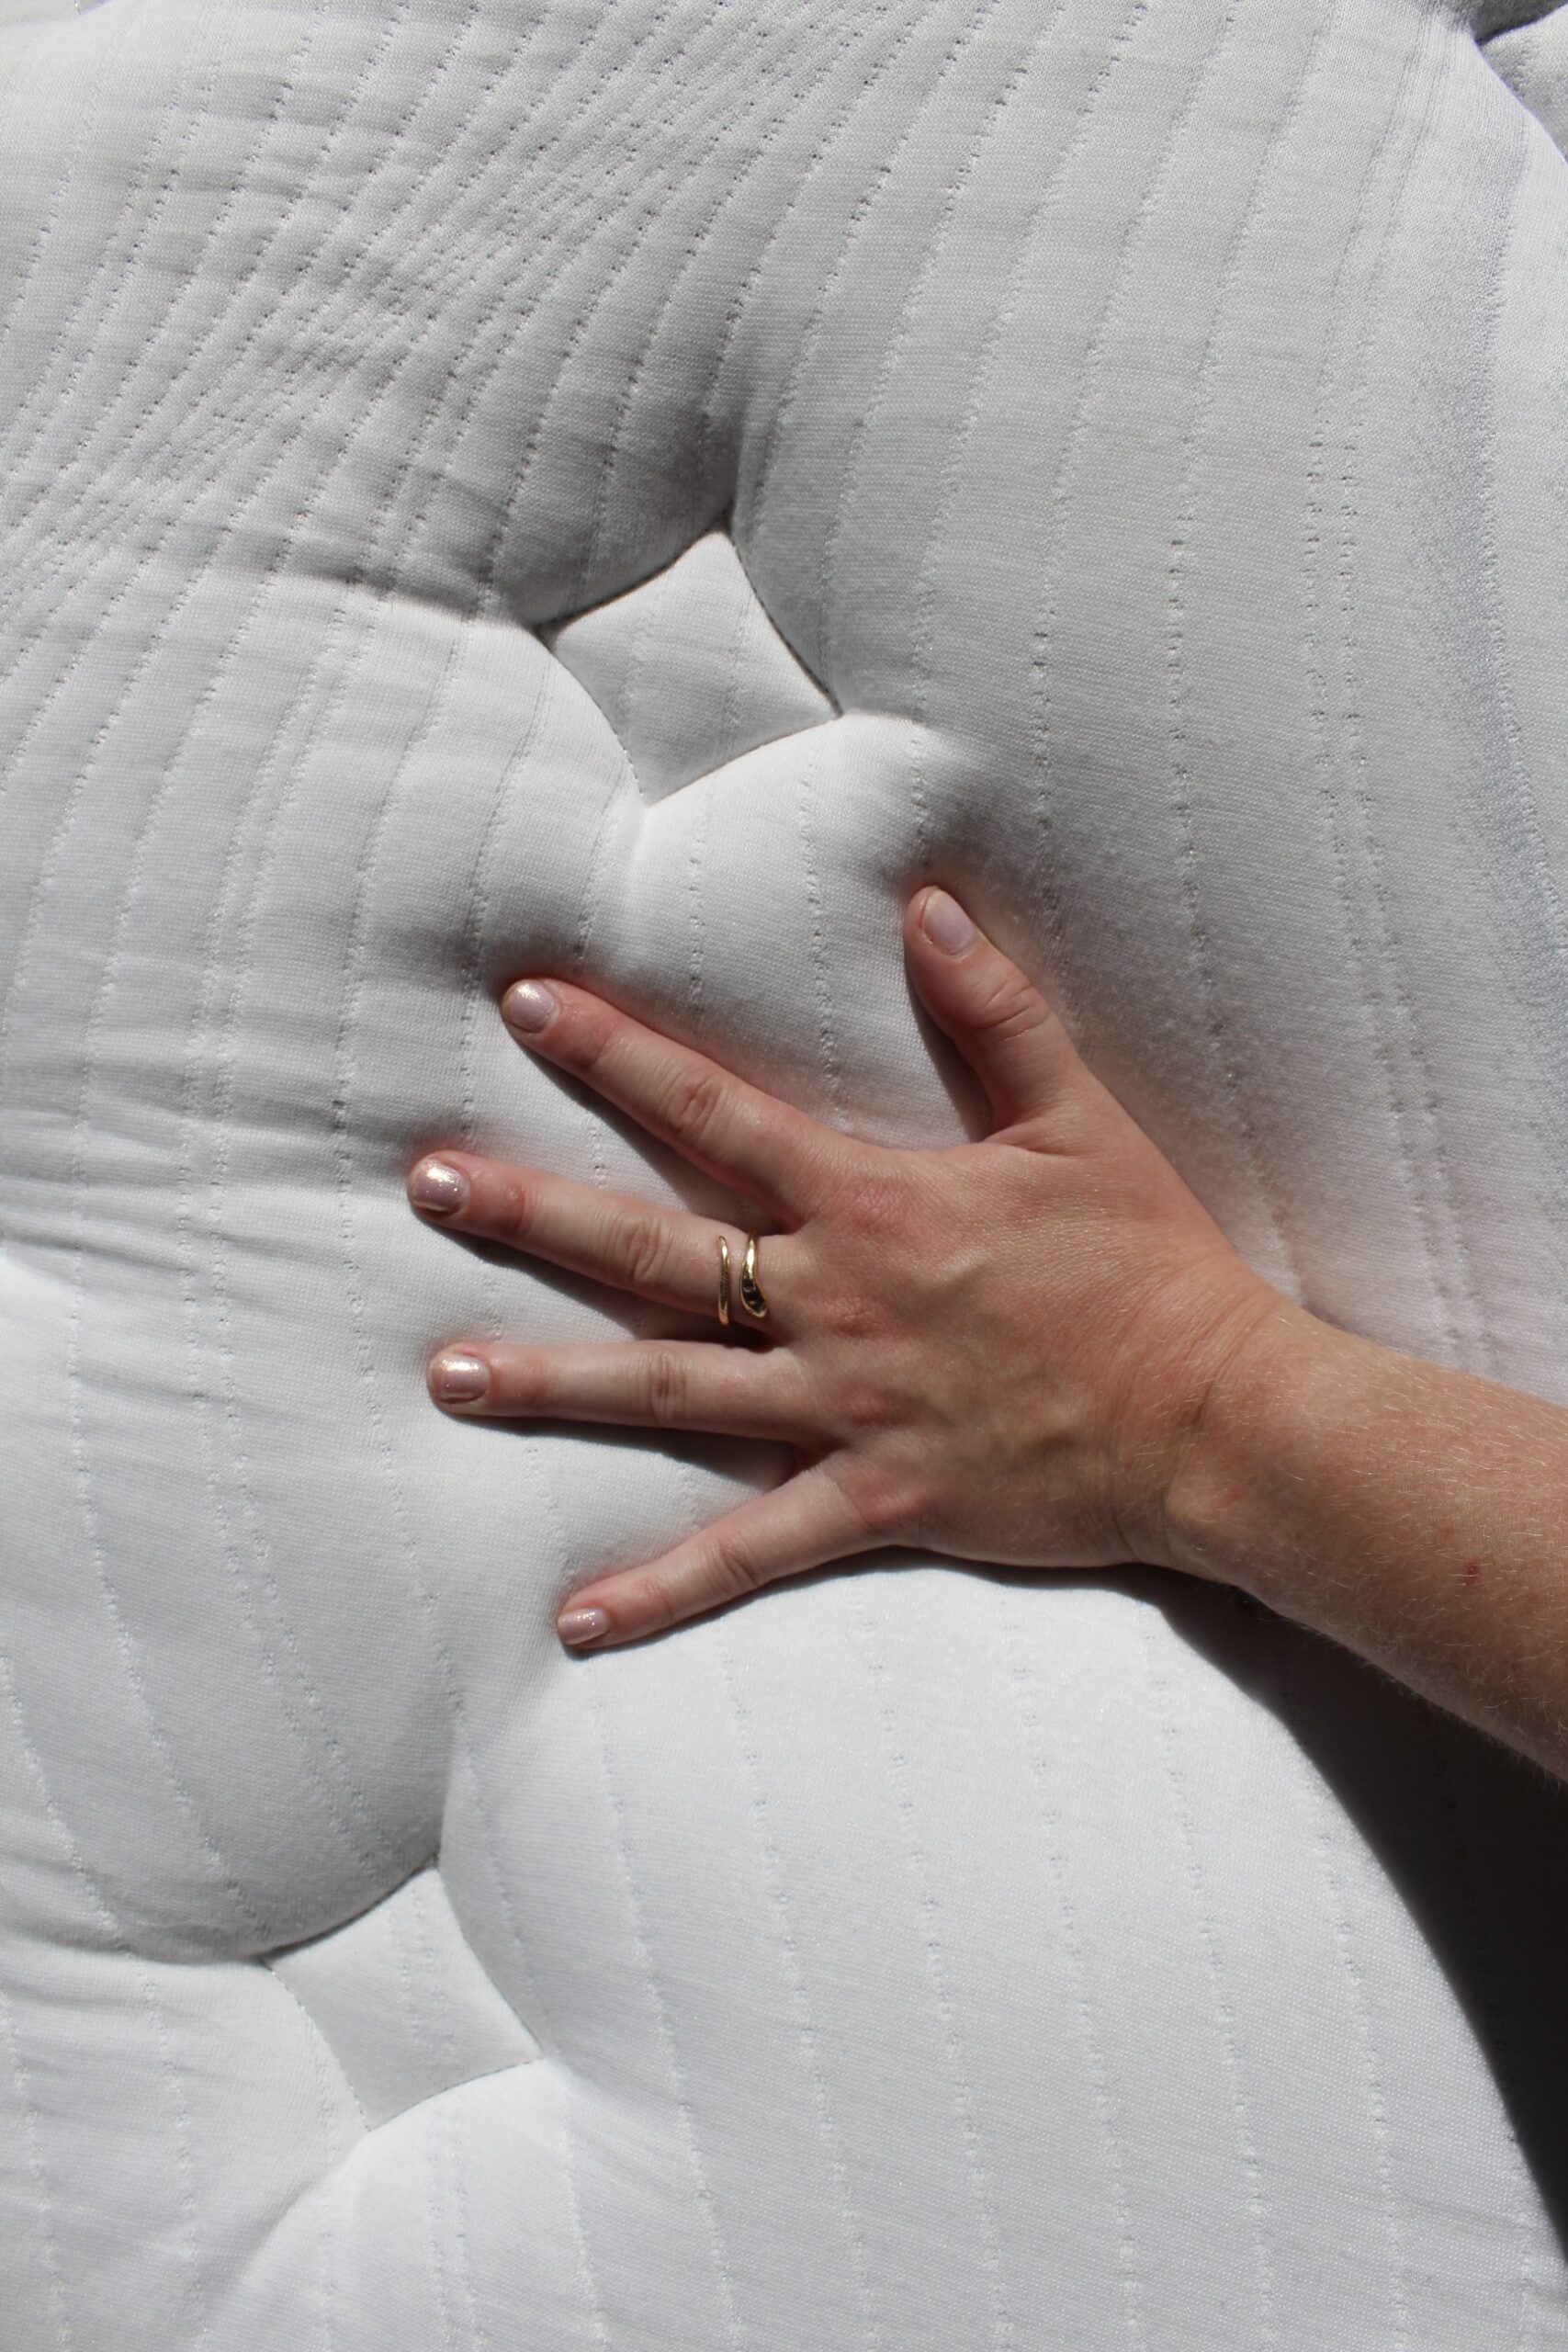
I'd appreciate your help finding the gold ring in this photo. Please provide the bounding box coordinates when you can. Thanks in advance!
[716,1232,770,1326]
[739,1232,769,1320]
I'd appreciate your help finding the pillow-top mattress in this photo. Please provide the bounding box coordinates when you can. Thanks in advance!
[5,0,1568,2342]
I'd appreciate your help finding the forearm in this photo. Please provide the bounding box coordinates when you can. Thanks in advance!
[1162,1299,1568,1783]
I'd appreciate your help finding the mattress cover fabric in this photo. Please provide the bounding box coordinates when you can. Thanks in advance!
[5,0,1568,2343]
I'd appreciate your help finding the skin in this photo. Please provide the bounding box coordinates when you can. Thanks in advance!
[408,887,1568,1787]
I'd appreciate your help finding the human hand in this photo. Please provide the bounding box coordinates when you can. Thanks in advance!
[408,888,1286,1649]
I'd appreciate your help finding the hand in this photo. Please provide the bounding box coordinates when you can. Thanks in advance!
[407,888,1285,1649]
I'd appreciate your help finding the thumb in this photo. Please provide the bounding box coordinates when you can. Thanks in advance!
[904,887,1082,1133]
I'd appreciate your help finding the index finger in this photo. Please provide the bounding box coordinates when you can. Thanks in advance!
[500,976,840,1221]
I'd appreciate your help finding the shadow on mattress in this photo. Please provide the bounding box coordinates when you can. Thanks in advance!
[1137,1565,1568,2248]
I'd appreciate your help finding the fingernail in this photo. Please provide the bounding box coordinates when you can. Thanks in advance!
[919,888,977,956]
[430,1351,489,1403]
[410,1159,468,1216]
[502,979,558,1034]
[558,1604,610,1646]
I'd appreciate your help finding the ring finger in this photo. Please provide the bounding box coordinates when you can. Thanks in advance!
[408,1149,788,1330]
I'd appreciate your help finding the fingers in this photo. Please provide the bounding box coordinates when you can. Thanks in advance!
[550,1463,888,1647]
[409,1151,784,1329]
[903,887,1083,1133]
[425,1335,820,1440]
[498,977,838,1222]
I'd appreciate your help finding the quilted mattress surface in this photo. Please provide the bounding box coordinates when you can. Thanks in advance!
[5,0,1568,2343]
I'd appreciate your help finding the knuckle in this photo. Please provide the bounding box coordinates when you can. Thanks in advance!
[659,1062,729,1153]
[558,1005,616,1082]
[836,1163,912,1245]
[821,1291,884,1342]
[839,1464,912,1542]
[612,1209,671,1294]
[503,1353,549,1411]
[637,1346,691,1427]
[840,1376,898,1430]
[615,1568,682,1634]
[704,1526,764,1600]
[491,1177,536,1247]
[971,967,1047,1041]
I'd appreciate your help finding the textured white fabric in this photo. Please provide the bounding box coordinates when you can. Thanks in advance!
[5,0,1568,2343]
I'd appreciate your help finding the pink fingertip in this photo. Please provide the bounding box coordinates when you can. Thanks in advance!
[410,1159,468,1214]
[430,1351,489,1402]
[503,979,558,1033]
[919,888,977,956]
[558,1605,610,1646]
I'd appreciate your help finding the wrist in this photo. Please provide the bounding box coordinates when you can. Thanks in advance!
[1148,1281,1348,1591]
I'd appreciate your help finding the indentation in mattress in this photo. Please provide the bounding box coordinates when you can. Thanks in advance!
[266,1862,540,2130]
[542,527,834,805]
[1483,0,1568,150]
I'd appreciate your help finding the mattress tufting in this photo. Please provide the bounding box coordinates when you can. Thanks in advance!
[5,0,1568,2343]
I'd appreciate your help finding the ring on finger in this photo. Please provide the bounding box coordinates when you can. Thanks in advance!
[716,1231,769,1328]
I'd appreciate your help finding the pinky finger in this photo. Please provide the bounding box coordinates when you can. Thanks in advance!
[554,1464,886,1648]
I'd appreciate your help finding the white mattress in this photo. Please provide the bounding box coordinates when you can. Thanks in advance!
[5,0,1568,2343]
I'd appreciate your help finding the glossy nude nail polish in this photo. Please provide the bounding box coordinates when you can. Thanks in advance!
[430,1351,489,1403]
[410,1159,468,1214]
[502,979,558,1033]
[558,1606,610,1646]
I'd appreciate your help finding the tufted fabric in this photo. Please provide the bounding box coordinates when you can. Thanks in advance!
[5,0,1568,2343]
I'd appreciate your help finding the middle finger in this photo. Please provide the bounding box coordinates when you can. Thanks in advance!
[408,1150,789,1330]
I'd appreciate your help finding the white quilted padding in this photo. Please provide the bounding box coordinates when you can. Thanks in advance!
[5,0,1568,2344]
[544,530,835,804]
